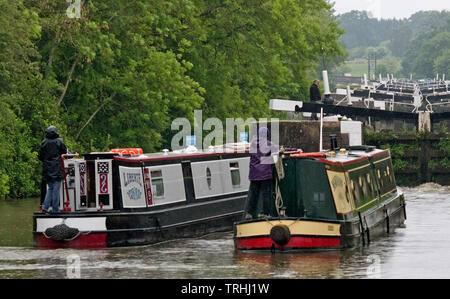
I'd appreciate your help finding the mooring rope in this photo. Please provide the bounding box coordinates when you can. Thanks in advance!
[274,153,285,217]
[63,231,82,241]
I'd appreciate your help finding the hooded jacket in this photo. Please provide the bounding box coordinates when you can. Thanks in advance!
[38,126,67,181]
[248,127,278,181]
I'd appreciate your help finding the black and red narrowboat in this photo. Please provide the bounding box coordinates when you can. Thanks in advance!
[33,144,251,249]
[234,146,407,252]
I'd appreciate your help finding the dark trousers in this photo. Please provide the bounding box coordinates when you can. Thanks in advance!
[246,179,271,216]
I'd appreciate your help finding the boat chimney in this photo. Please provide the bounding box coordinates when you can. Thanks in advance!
[330,134,338,151]
[363,74,368,89]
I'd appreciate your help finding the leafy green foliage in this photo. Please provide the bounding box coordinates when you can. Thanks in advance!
[338,10,450,77]
[0,0,344,198]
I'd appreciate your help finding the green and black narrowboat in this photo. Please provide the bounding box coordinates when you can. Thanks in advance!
[234,146,407,251]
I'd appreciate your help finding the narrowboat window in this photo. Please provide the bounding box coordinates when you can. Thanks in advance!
[151,170,164,198]
[349,180,356,201]
[345,184,352,203]
[230,162,241,188]
[366,173,373,193]
[377,169,384,186]
[363,175,372,197]
[313,192,326,204]
[206,167,212,190]
[386,166,392,182]
[352,179,362,202]
[360,176,367,197]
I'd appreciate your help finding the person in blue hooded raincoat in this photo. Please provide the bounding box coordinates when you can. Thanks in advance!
[245,127,279,219]
[38,126,68,213]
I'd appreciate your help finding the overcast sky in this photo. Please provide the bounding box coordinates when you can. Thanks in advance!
[332,0,450,19]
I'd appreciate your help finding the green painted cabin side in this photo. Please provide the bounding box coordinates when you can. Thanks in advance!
[271,149,398,221]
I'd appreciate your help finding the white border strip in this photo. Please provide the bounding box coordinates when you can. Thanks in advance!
[36,217,107,233]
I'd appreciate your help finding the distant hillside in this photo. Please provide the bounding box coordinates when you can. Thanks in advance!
[338,10,450,53]
[336,10,450,78]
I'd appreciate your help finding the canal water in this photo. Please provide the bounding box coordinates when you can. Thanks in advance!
[0,183,449,279]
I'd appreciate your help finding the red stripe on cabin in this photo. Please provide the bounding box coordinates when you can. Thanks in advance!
[236,235,341,250]
[290,153,326,158]
[318,149,391,167]
[319,156,368,167]
[36,233,107,249]
[319,149,391,167]
[369,149,390,158]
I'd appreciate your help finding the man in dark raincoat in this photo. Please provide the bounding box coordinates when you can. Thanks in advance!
[38,126,68,213]
[309,79,321,120]
[245,127,279,219]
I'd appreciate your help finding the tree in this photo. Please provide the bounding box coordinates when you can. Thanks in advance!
[390,24,413,58]
[434,49,450,76]
[33,0,205,152]
[0,0,345,198]
[0,0,46,198]
[186,0,344,118]
[407,31,450,77]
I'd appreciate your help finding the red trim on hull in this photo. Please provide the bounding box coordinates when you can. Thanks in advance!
[236,235,341,250]
[36,233,107,249]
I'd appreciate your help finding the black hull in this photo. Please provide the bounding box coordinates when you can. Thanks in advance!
[34,194,247,249]
[106,212,242,247]
[340,192,407,248]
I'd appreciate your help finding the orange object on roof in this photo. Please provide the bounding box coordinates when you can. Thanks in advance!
[110,148,143,156]
[290,152,326,158]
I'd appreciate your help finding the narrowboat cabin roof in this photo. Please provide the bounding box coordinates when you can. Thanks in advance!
[287,147,390,166]
[318,148,390,166]
[112,143,250,163]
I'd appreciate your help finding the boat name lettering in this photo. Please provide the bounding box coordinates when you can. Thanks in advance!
[122,172,142,187]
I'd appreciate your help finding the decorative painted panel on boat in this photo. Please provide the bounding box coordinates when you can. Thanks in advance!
[119,166,146,208]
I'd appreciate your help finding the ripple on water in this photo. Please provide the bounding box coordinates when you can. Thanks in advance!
[0,184,449,278]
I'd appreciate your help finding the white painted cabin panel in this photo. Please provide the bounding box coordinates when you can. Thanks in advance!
[191,157,250,199]
[146,164,186,206]
[119,166,147,208]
